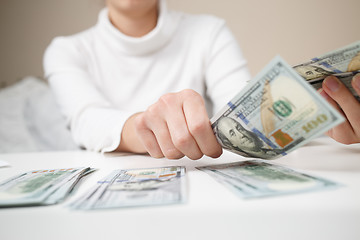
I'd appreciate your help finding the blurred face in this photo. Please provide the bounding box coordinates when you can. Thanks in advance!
[106,0,158,16]
[218,117,257,150]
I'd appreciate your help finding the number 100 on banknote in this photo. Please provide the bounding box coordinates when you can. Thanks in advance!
[212,56,344,159]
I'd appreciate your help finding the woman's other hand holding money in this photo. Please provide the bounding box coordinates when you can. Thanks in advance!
[320,74,360,144]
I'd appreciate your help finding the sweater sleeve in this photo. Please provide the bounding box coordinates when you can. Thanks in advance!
[204,19,251,114]
[43,37,134,152]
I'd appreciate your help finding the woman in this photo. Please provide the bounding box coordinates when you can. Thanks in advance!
[43,0,251,160]
[44,0,360,161]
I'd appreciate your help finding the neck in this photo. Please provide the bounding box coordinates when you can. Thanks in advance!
[108,5,158,38]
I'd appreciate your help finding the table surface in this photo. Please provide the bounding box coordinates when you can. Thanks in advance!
[0,136,359,240]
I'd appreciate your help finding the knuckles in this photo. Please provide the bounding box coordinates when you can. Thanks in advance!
[146,103,162,117]
[179,89,202,100]
[137,89,212,160]
[134,113,146,129]
[172,133,193,150]
[158,92,178,107]
[188,119,208,136]
[151,89,203,113]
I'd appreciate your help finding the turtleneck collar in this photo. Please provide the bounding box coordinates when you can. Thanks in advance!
[96,0,182,56]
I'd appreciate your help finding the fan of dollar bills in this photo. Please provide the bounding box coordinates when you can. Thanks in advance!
[211,41,359,160]
[294,41,360,101]
[0,167,94,207]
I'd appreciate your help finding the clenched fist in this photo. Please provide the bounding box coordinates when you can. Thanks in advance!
[117,89,223,160]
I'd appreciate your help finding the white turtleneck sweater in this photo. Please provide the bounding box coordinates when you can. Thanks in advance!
[43,0,251,152]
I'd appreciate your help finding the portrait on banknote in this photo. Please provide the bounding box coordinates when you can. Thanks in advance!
[293,64,334,80]
[214,116,279,158]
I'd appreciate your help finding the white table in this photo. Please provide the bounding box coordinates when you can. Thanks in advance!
[0,136,359,240]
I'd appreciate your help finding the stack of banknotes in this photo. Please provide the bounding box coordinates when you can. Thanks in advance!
[211,41,359,160]
[69,166,186,210]
[69,163,337,208]
[197,161,338,198]
[0,167,93,207]
[294,41,360,101]
[0,163,338,208]
[211,56,344,159]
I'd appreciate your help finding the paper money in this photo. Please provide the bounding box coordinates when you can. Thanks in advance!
[211,56,344,159]
[70,166,186,210]
[0,167,93,207]
[293,41,360,100]
[197,161,339,198]
[44,167,96,205]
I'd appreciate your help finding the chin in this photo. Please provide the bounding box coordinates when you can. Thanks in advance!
[108,0,158,12]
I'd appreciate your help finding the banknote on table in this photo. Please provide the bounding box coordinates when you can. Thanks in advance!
[70,166,186,210]
[0,167,93,207]
[44,167,96,205]
[211,56,344,159]
[293,41,360,101]
[197,161,339,198]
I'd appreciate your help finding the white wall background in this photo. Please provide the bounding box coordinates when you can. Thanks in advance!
[1,0,359,87]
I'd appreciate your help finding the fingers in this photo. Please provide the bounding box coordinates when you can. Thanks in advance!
[322,75,360,124]
[320,74,360,144]
[135,89,222,160]
[134,114,164,158]
[136,126,164,158]
[318,88,355,143]
[318,88,344,114]
[351,73,360,97]
[135,102,184,159]
[161,92,203,160]
[181,90,222,158]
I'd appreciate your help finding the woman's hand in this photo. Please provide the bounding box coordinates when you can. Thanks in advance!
[118,89,223,160]
[319,73,360,144]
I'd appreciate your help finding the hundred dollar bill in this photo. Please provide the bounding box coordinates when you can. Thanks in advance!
[197,161,339,198]
[44,168,96,205]
[70,166,186,210]
[294,41,360,80]
[293,41,360,100]
[211,56,344,159]
[0,167,92,207]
